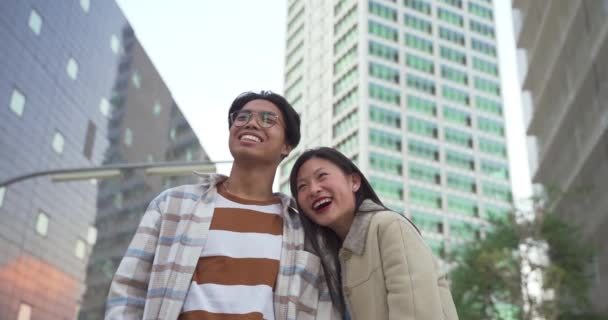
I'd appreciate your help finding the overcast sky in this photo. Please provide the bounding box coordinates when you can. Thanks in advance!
[116,0,533,203]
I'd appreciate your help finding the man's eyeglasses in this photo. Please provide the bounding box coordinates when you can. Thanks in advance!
[230,110,282,128]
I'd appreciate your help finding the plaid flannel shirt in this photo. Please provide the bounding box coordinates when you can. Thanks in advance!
[106,173,340,320]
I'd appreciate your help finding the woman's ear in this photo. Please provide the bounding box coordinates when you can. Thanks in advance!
[351,173,362,192]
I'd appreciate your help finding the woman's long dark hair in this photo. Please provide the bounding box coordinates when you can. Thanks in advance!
[289,147,386,314]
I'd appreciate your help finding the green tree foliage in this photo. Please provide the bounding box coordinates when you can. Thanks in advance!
[450,200,607,320]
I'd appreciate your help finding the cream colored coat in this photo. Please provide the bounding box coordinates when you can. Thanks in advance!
[339,201,458,320]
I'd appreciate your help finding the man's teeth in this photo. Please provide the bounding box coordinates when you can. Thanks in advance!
[313,198,331,210]
[241,135,261,142]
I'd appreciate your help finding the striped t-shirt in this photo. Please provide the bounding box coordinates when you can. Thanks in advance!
[179,184,283,320]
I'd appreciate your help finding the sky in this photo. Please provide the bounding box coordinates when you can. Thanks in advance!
[116,0,533,203]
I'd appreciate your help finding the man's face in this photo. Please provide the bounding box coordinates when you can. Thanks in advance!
[228,99,291,164]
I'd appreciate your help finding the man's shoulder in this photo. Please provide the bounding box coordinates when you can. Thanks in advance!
[150,183,209,212]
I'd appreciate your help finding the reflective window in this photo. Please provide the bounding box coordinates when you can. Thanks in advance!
[446,149,475,170]
[443,106,471,127]
[405,33,433,53]
[404,13,432,34]
[113,193,123,209]
[132,71,141,88]
[369,1,397,21]
[369,128,402,151]
[445,127,473,148]
[370,105,401,128]
[35,211,49,236]
[99,97,111,117]
[83,120,96,159]
[370,152,403,175]
[333,110,359,137]
[369,20,398,42]
[80,0,90,13]
[408,139,440,161]
[75,239,86,259]
[411,211,444,234]
[404,0,431,15]
[28,9,42,35]
[87,226,98,245]
[407,95,436,116]
[169,128,177,141]
[153,101,162,116]
[437,8,463,27]
[408,116,438,138]
[406,53,434,74]
[124,128,133,146]
[369,41,399,62]
[410,185,442,209]
[369,83,401,106]
[52,131,65,154]
[369,62,400,83]
[447,194,479,216]
[10,88,26,117]
[370,176,404,200]
[409,162,441,185]
[66,58,79,80]
[110,34,120,54]
[0,187,5,208]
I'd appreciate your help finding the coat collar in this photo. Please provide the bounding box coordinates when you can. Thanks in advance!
[342,199,386,256]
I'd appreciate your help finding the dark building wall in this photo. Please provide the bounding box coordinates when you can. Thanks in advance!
[0,1,209,319]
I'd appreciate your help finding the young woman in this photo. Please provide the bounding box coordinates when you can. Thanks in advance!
[290,147,458,320]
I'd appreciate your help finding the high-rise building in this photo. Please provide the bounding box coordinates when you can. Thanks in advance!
[0,2,209,319]
[512,0,608,312]
[279,0,512,258]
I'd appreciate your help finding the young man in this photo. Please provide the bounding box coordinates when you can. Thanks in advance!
[106,91,339,319]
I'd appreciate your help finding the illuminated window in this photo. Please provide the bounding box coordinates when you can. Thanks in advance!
[28,9,42,35]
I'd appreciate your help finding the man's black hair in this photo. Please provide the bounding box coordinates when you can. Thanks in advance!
[227,91,301,149]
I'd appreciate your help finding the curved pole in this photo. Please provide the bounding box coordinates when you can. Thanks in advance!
[0,160,233,188]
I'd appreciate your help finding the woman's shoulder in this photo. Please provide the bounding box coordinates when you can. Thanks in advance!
[370,210,421,237]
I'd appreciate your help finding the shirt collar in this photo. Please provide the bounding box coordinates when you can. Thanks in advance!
[342,199,385,255]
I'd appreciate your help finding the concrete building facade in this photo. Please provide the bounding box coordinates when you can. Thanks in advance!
[512,0,608,312]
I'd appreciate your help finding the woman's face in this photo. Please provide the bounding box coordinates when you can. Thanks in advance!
[295,157,361,238]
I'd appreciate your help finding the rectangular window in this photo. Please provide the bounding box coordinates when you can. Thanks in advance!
[441,65,468,85]
[439,27,465,46]
[410,186,442,209]
[369,1,397,21]
[412,211,444,234]
[449,219,480,239]
[334,67,358,95]
[443,106,471,127]
[470,20,495,38]
[286,24,304,48]
[445,127,473,148]
[83,120,96,160]
[407,95,437,116]
[473,57,498,76]
[484,204,511,220]
[447,172,477,193]
[369,83,401,106]
[407,116,438,138]
[437,8,463,26]
[333,110,359,138]
[370,129,402,151]
[407,74,435,95]
[442,85,470,106]
[335,132,359,155]
[334,46,358,74]
[369,62,400,84]
[404,0,431,15]
[369,41,399,62]
[409,162,441,185]
[370,152,403,175]
[404,13,432,34]
[469,2,494,21]
[369,20,398,42]
[440,0,462,9]
[406,53,434,74]
[478,116,505,136]
[474,76,501,96]
[333,87,358,115]
[35,211,49,236]
[481,160,509,180]
[87,226,98,245]
[472,38,497,56]
[334,25,358,53]
[10,88,26,117]
[482,181,512,202]
[370,105,401,128]
[479,138,507,158]
[475,96,503,116]
[447,194,479,216]
[371,176,404,200]
[335,5,357,35]
[446,149,475,170]
[0,187,5,208]
[75,239,86,259]
[408,139,440,162]
[440,46,467,65]
[405,33,433,53]
[52,131,65,154]
[28,9,43,35]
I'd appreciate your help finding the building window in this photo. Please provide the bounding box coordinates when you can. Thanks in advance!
[409,162,441,185]
[411,211,444,234]
[153,101,162,116]
[99,97,111,117]
[10,88,26,117]
[83,120,96,159]
[370,152,403,175]
[410,185,442,209]
[66,58,79,80]
[334,110,359,137]
[124,128,133,146]
[440,46,467,65]
[52,131,65,154]
[447,195,479,216]
[369,62,400,84]
[17,303,32,320]
[441,65,468,85]
[443,106,471,127]
[370,129,402,151]
[28,9,42,35]
[369,83,401,106]
[406,53,434,74]
[369,1,397,22]
[437,8,463,27]
[404,0,431,15]
[408,116,438,138]
[147,154,155,163]
[370,176,404,200]
[407,74,436,95]
[369,41,399,62]
[404,13,432,34]
[80,0,90,13]
[407,95,436,117]
[369,20,398,42]
[447,172,477,193]
[408,139,440,162]
[446,149,475,171]
[132,71,141,88]
[35,211,49,236]
[0,187,5,208]
[405,33,433,53]
[169,128,176,141]
[87,226,97,245]
[445,127,473,148]
[110,34,120,54]
[113,193,123,209]
[75,239,86,259]
[369,106,401,128]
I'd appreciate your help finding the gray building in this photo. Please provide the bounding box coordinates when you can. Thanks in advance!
[512,0,608,313]
[0,1,208,319]
[280,0,513,259]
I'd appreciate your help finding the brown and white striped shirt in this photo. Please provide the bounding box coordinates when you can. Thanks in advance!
[179,184,283,320]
